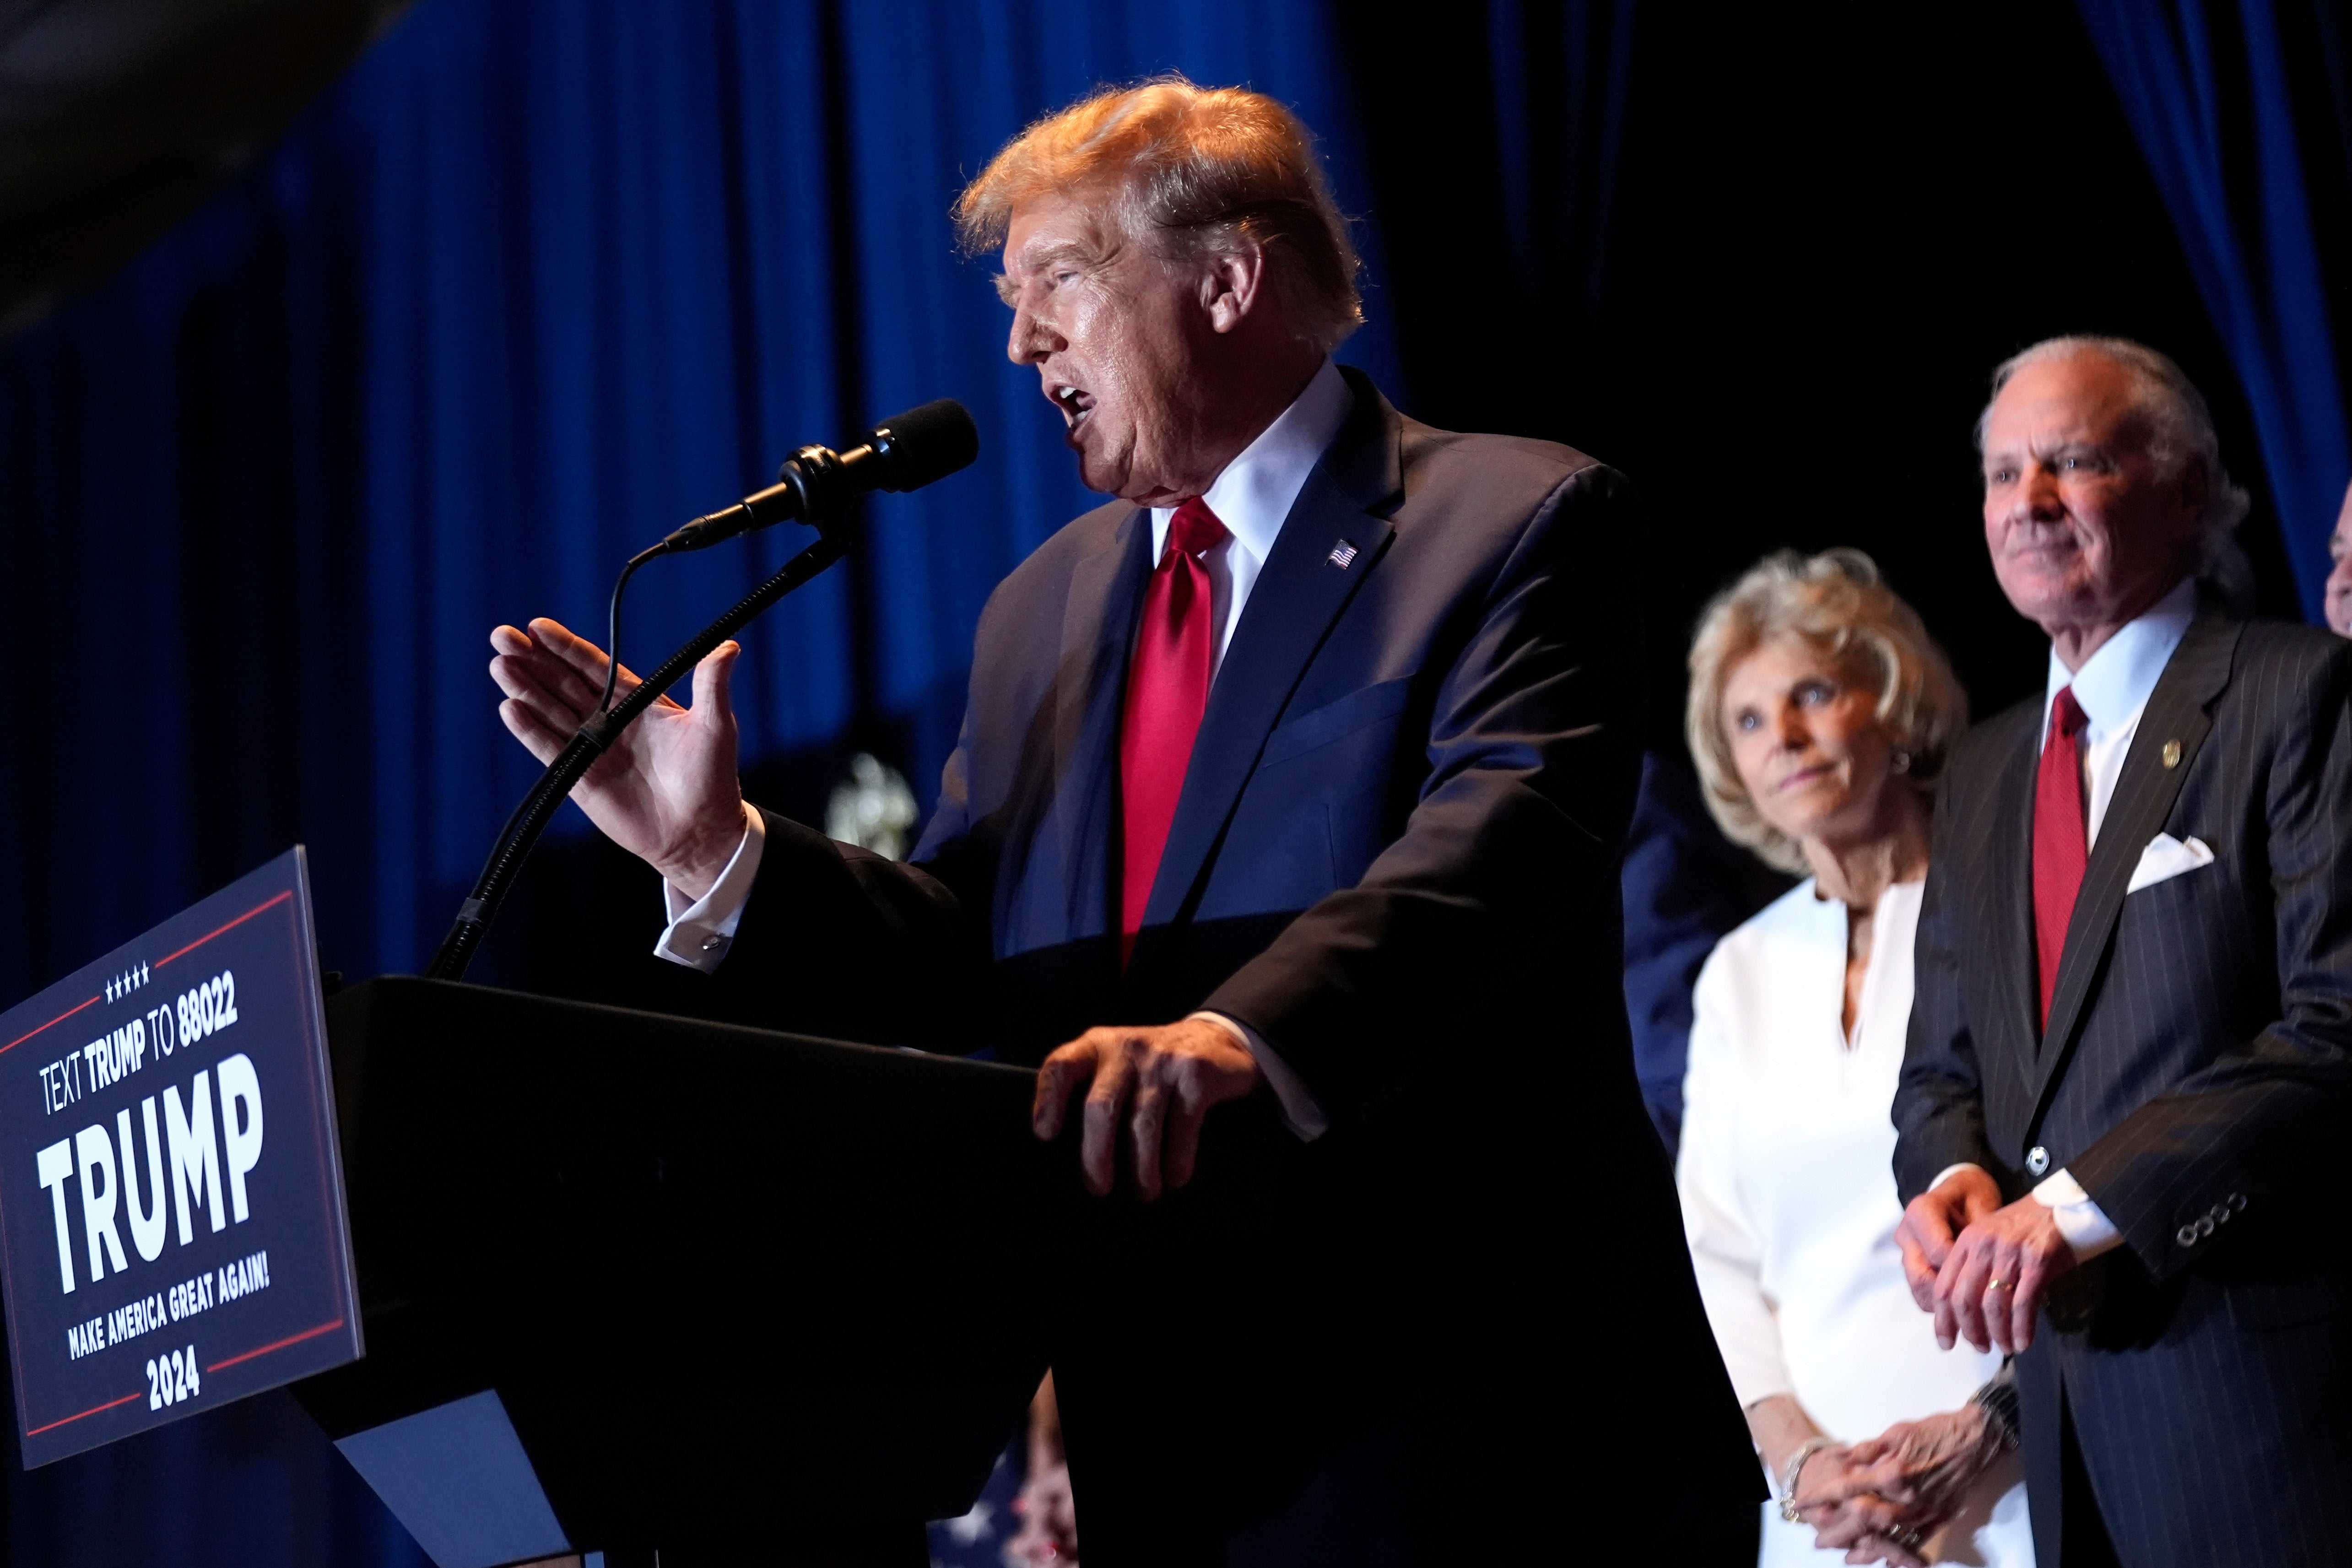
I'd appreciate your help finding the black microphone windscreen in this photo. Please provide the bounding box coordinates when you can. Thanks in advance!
[863,399,980,492]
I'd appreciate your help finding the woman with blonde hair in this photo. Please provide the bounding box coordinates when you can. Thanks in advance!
[1676,549,2033,1566]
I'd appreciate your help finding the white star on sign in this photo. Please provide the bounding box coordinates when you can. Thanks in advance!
[941,1500,994,1545]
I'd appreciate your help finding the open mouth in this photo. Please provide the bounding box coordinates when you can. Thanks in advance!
[1049,382,1095,433]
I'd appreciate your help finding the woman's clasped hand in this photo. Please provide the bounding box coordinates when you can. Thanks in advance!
[1788,1402,2009,1564]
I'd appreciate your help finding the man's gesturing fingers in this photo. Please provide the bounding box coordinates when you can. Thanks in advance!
[528,617,663,711]
[492,622,599,715]
[490,626,591,762]
[489,619,675,736]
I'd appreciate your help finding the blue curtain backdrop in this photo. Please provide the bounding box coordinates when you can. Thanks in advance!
[2079,0,2352,620]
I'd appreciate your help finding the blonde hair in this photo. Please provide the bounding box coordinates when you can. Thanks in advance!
[953,75,1363,349]
[1686,548,1968,874]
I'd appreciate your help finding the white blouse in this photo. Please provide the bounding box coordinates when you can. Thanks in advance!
[1678,878,2034,1567]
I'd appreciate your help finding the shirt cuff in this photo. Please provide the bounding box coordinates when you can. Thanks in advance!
[1188,1011,1329,1142]
[2032,1167,2125,1260]
[653,804,764,973]
[1930,1162,1986,1193]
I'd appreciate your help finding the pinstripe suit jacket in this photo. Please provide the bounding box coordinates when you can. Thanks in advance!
[1894,607,2352,1566]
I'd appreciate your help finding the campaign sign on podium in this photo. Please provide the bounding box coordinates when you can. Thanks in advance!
[0,849,360,1466]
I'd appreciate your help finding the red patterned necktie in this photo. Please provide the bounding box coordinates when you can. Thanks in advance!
[2033,686,2092,1029]
[1119,497,1228,965]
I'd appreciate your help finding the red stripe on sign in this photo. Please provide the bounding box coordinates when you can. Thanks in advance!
[23,1388,143,1437]
[0,994,101,1058]
[153,890,293,968]
[205,1317,344,1373]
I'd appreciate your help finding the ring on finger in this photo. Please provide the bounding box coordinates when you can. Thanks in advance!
[1986,1276,2008,1291]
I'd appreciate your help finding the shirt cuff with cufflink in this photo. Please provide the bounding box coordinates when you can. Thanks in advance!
[1186,1011,1329,1142]
[652,803,765,973]
[2030,1167,2124,1260]
[1929,1160,2124,1261]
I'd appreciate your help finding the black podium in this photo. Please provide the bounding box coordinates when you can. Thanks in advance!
[291,977,1066,1567]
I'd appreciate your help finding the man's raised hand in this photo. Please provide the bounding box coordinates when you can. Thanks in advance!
[1032,1018,1265,1200]
[487,617,748,899]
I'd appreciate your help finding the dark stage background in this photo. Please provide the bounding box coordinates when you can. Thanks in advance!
[0,2,2346,1563]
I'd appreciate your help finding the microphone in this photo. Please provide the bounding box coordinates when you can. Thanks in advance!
[661,398,980,553]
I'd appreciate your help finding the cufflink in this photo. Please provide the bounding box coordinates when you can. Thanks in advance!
[2026,1145,2050,1176]
[699,933,729,953]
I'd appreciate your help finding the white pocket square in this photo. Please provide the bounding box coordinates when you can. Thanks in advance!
[2126,832,2214,894]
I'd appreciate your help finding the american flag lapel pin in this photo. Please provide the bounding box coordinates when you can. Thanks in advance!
[1327,539,1358,569]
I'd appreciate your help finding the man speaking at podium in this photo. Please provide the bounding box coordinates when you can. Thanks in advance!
[489,79,1751,1564]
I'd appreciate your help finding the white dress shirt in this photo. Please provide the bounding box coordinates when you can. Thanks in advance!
[654,358,1355,1138]
[1146,354,1352,681]
[1934,575,2199,1260]
[1681,880,2035,1565]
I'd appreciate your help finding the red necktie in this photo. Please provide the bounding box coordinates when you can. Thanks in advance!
[1119,498,1227,965]
[2033,687,2091,1029]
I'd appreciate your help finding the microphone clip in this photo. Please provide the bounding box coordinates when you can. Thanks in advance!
[658,442,858,554]
[782,442,854,533]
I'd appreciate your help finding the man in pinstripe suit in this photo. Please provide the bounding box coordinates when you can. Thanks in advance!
[1888,337,2352,1566]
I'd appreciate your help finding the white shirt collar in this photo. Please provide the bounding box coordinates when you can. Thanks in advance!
[2043,575,2198,741]
[1150,357,1352,565]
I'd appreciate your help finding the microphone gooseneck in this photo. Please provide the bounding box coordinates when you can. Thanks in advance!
[599,543,666,714]
[424,399,979,984]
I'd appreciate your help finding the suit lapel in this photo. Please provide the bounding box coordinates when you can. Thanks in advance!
[1983,711,2043,1092]
[2028,614,2240,1120]
[1126,374,1403,975]
[1055,508,1152,940]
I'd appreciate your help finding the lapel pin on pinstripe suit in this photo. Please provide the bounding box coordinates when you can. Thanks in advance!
[2161,739,2182,768]
[1327,540,1358,569]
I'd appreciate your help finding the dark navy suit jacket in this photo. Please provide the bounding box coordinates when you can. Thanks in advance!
[703,372,1756,1556]
[1895,608,2352,1566]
